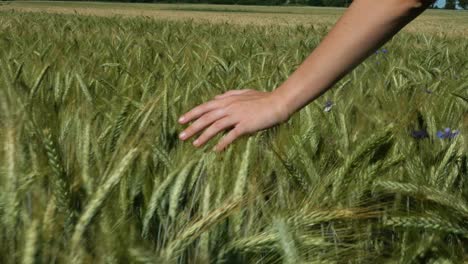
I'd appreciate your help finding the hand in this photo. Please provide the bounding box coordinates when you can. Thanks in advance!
[178,89,290,152]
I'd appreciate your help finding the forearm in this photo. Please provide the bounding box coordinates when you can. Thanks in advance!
[272,0,433,119]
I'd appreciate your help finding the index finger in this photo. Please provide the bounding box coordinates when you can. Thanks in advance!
[178,100,219,124]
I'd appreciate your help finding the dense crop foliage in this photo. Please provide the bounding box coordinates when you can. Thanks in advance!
[0,9,467,264]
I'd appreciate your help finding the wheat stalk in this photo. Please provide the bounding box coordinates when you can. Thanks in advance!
[42,128,75,234]
[70,148,138,253]
[81,122,92,194]
[3,125,19,258]
[142,168,180,237]
[164,198,241,260]
[75,73,93,102]
[22,220,39,264]
[168,159,197,219]
[383,215,468,238]
[332,125,394,200]
[274,217,300,264]
[108,101,131,154]
[199,182,211,261]
[374,181,468,218]
[232,137,254,234]
[29,64,50,100]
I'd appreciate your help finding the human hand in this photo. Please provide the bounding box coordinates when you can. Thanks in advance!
[178,89,290,152]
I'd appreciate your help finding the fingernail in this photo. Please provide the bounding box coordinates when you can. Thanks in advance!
[179,132,186,140]
[193,139,199,146]
[178,116,185,123]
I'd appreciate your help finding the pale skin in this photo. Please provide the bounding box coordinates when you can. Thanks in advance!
[178,0,435,152]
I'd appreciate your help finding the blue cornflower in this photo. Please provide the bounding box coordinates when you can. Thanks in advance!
[375,48,389,55]
[411,129,429,139]
[324,100,333,113]
[436,128,460,139]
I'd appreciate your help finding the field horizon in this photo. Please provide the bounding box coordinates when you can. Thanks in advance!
[1,1,468,35]
[0,2,467,263]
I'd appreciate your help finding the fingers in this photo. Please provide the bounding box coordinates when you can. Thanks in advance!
[214,126,244,152]
[193,117,237,147]
[179,90,253,124]
[214,89,253,100]
[179,109,227,141]
[179,89,255,151]
[178,100,221,125]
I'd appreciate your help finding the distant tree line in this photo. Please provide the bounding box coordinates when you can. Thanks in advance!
[67,0,355,5]
[0,0,367,6]
[430,0,468,9]
[445,0,468,9]
[4,0,468,8]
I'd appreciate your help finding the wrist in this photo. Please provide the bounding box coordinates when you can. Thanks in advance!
[269,88,295,123]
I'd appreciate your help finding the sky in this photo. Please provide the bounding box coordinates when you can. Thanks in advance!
[435,0,446,7]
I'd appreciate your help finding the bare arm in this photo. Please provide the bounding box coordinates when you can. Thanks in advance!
[272,0,434,118]
[178,0,434,152]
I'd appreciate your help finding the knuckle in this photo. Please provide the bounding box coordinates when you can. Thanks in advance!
[214,108,226,116]
[184,110,194,118]
[232,127,243,137]
[226,101,240,111]
[190,122,202,131]
[190,109,201,117]
[211,101,222,109]
[198,134,208,142]
[185,128,195,137]
[205,110,223,121]
[212,121,225,130]
[193,119,208,130]
[223,104,233,113]
[197,105,208,113]
[200,101,215,111]
[236,124,249,134]
[197,115,212,128]
[197,115,210,125]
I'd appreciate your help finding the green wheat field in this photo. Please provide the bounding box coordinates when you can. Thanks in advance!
[0,2,467,263]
